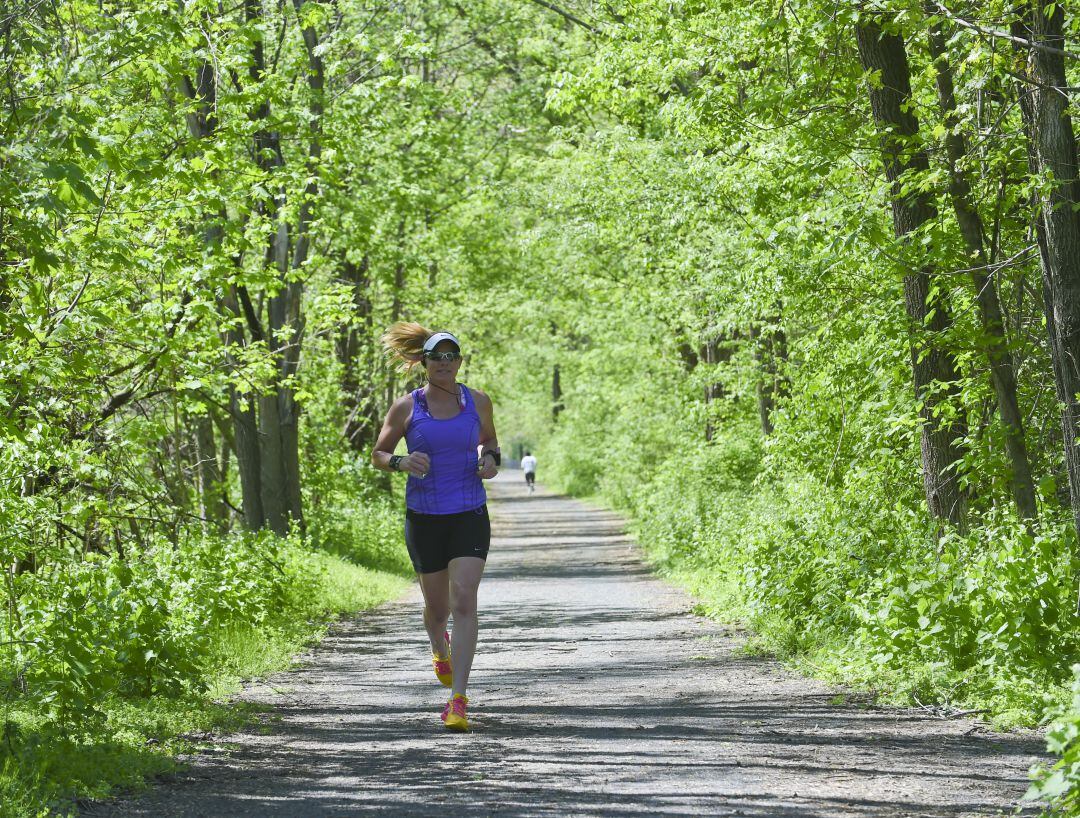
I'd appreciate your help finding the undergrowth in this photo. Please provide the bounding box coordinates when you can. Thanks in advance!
[545,419,1080,815]
[0,500,410,818]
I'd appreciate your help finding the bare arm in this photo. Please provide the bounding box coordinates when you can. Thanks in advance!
[473,389,499,480]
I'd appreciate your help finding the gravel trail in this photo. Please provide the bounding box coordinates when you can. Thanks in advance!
[87,471,1045,817]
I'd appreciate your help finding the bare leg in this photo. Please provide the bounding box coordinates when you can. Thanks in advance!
[417,569,450,657]
[448,556,486,696]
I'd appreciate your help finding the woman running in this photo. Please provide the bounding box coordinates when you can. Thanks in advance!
[372,322,499,732]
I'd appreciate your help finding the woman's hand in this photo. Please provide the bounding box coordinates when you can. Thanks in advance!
[402,452,431,477]
[476,453,498,480]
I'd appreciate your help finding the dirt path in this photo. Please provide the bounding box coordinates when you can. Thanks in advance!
[87,472,1045,817]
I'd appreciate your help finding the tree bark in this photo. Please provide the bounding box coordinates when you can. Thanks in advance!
[217,284,265,529]
[926,11,1037,520]
[259,223,294,537]
[856,13,967,529]
[193,413,226,531]
[339,255,379,450]
[750,314,787,438]
[241,0,318,535]
[1012,2,1080,538]
[232,391,264,530]
[701,333,732,441]
[270,0,328,531]
[552,363,563,422]
[177,22,263,530]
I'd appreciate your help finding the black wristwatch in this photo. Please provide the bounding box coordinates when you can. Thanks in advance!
[389,454,404,471]
[482,449,501,466]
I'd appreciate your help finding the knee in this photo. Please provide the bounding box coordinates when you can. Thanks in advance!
[425,603,450,622]
[450,584,477,618]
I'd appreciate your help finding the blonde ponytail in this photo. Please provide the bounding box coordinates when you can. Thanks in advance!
[381,321,432,374]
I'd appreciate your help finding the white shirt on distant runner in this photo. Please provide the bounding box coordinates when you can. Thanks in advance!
[521,455,537,474]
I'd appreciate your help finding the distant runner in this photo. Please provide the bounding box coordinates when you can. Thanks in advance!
[521,451,537,493]
[372,322,499,732]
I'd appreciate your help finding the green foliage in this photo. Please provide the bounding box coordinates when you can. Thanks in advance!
[0,538,406,816]
[1027,666,1080,816]
[7,531,303,731]
[631,427,763,573]
[6,0,1080,813]
[551,393,1080,717]
[461,0,1078,762]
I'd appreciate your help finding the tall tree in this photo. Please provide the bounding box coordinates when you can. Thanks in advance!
[1012,1,1080,537]
[338,255,379,450]
[177,17,231,532]
[925,7,1037,520]
[855,11,967,529]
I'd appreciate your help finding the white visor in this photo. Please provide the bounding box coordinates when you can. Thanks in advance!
[422,331,461,354]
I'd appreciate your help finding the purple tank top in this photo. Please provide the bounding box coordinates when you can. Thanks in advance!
[405,384,486,514]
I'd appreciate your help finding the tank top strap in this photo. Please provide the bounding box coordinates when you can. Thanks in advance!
[411,387,429,419]
[412,385,469,418]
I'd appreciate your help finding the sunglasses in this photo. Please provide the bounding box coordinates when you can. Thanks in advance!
[425,350,462,362]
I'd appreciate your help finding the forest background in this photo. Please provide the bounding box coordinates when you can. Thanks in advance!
[4,0,1080,814]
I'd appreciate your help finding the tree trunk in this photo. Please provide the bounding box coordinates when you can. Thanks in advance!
[552,363,563,422]
[701,333,732,442]
[1010,14,1069,503]
[926,11,1037,520]
[339,255,379,450]
[193,413,226,531]
[238,0,316,535]
[1013,2,1080,538]
[217,419,232,522]
[222,283,264,530]
[750,314,786,438]
[259,224,294,537]
[1028,1,1080,527]
[270,0,328,531]
[177,27,243,530]
[856,13,967,529]
[425,207,438,287]
[750,325,775,437]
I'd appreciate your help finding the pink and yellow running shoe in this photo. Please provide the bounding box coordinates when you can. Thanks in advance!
[432,630,452,687]
[441,694,469,731]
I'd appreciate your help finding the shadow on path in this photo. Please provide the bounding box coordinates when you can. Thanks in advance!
[85,472,1045,817]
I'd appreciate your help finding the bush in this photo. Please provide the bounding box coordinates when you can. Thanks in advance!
[0,510,408,815]
[565,406,1080,722]
[8,530,302,733]
[1026,665,1080,816]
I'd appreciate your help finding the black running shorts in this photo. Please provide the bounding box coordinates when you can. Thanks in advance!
[404,504,490,574]
[525,472,535,485]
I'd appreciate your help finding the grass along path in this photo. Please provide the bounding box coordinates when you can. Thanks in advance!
[85,470,1044,817]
